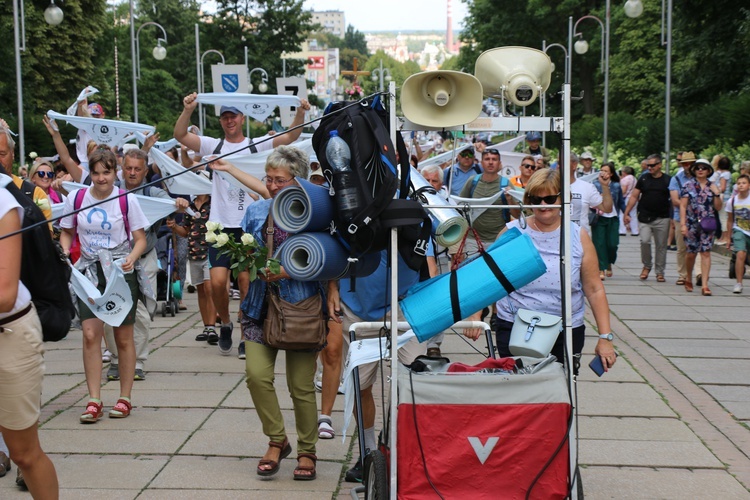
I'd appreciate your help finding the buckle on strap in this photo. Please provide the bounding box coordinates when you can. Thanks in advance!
[525,316,541,341]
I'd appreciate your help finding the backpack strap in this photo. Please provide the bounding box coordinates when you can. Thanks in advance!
[72,188,87,230]
[118,189,130,239]
[21,179,36,198]
[468,174,483,197]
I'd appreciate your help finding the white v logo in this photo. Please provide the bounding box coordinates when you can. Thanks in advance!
[468,437,499,465]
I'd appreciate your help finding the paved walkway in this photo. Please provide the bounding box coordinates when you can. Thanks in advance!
[1,235,749,499]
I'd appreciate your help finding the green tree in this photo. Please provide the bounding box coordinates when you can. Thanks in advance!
[343,25,368,55]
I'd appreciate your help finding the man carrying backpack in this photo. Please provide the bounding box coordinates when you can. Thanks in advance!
[443,146,482,196]
[457,148,509,259]
[104,148,188,382]
[173,93,310,357]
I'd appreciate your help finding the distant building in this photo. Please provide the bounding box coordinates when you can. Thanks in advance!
[283,41,340,104]
[311,10,345,38]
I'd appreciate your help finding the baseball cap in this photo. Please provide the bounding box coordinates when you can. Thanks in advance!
[220,106,242,116]
[525,131,542,141]
[88,103,104,116]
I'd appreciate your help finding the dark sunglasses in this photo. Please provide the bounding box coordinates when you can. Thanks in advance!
[521,163,536,170]
[694,165,710,171]
[459,151,474,158]
[528,193,560,205]
[646,162,660,167]
[36,171,55,179]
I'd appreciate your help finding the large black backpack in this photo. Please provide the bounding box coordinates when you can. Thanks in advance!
[312,98,430,271]
[2,178,74,342]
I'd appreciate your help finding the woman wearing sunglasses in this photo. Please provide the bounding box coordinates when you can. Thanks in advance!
[29,161,64,205]
[468,169,617,373]
[679,159,723,295]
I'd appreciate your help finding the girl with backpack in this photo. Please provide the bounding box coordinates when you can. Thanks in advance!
[59,149,149,422]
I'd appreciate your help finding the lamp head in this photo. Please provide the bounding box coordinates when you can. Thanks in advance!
[258,82,268,93]
[624,0,644,18]
[152,43,167,61]
[44,1,64,25]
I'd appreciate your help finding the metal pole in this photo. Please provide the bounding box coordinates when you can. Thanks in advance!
[195,24,202,133]
[130,0,138,123]
[665,0,672,173]
[245,45,250,138]
[13,0,26,168]
[603,0,610,163]
[387,80,398,500]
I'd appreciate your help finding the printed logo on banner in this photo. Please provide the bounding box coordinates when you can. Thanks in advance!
[222,74,240,92]
[95,124,113,143]
[468,436,499,465]
[246,103,272,117]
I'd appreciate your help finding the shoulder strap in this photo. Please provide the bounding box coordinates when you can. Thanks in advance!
[21,179,35,198]
[265,211,275,254]
[212,139,225,155]
[473,165,482,174]
[118,189,130,239]
[249,139,258,154]
[468,174,483,197]
[72,189,87,229]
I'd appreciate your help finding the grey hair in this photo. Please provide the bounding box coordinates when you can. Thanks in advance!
[123,148,148,164]
[265,146,309,179]
[570,152,579,163]
[0,123,16,150]
[420,164,443,179]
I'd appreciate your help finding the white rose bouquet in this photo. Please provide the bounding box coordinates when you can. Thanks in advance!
[205,222,280,280]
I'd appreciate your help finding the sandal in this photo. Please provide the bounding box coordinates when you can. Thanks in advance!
[257,438,292,477]
[599,271,606,281]
[639,268,650,280]
[684,281,693,293]
[318,416,335,439]
[294,453,317,481]
[109,398,132,418]
[676,278,685,285]
[702,287,712,296]
[606,269,613,278]
[656,275,666,283]
[80,400,103,424]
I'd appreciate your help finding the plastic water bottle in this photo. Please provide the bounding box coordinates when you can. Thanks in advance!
[325,131,360,223]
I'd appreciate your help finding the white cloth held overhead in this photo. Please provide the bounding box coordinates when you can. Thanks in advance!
[134,131,180,153]
[66,86,99,116]
[340,329,417,442]
[149,148,213,196]
[47,110,155,146]
[195,92,301,123]
[69,259,133,327]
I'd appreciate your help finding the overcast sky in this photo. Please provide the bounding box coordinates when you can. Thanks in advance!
[302,0,468,32]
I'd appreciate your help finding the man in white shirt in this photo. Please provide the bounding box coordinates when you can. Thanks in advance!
[569,153,613,235]
[174,93,311,357]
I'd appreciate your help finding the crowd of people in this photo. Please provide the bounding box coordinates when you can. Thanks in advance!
[1,85,748,498]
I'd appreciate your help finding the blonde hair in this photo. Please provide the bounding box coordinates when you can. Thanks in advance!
[523,168,560,205]
[28,160,54,180]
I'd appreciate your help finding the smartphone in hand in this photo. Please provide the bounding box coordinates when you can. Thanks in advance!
[589,353,617,377]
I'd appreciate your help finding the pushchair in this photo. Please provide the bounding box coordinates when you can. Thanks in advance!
[158,233,182,317]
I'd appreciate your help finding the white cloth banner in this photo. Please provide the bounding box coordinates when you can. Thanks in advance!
[69,259,133,327]
[52,202,65,221]
[149,148,213,196]
[340,329,417,442]
[134,132,180,153]
[578,172,599,184]
[66,86,99,116]
[496,135,525,151]
[450,192,505,220]
[215,138,315,191]
[47,111,155,147]
[195,93,300,123]
[417,144,473,169]
[61,182,179,228]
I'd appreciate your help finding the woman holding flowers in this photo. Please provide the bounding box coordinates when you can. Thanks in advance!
[210,147,330,481]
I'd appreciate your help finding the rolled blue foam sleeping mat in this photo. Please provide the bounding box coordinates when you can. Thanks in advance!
[278,232,380,281]
[400,227,547,342]
[271,177,334,234]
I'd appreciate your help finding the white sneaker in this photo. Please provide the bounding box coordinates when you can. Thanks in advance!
[733,283,743,294]
[102,350,112,362]
[313,369,323,392]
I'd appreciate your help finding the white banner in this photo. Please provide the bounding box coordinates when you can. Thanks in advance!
[275,77,308,127]
[149,148,213,196]
[196,93,300,123]
[69,260,133,327]
[47,110,154,147]
[66,85,99,116]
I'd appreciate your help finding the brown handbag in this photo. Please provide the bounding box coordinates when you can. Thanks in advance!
[262,212,327,350]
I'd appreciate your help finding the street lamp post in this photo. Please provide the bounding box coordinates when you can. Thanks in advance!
[573,12,608,163]
[198,49,225,131]
[542,41,569,148]
[371,60,392,93]
[133,21,168,123]
[13,0,64,168]
[248,68,269,94]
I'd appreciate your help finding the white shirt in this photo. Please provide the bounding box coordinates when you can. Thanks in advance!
[60,188,149,256]
[726,193,750,237]
[0,188,32,319]
[570,179,603,235]
[199,136,273,228]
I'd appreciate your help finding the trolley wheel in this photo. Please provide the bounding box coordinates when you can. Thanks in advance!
[161,302,167,317]
[170,302,175,317]
[363,450,388,500]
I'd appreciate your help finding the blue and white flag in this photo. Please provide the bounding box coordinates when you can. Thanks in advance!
[195,93,300,123]
[69,259,133,327]
[47,110,155,146]
[66,86,99,116]
[149,148,212,196]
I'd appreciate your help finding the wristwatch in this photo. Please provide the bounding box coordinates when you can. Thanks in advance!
[599,332,614,341]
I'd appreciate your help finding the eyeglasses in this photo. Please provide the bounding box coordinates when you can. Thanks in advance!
[459,151,474,158]
[528,193,560,205]
[263,175,295,186]
[521,163,536,170]
[646,162,660,167]
[36,171,55,179]
[694,165,710,171]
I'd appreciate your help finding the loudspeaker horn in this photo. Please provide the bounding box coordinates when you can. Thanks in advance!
[474,47,552,107]
[401,70,483,128]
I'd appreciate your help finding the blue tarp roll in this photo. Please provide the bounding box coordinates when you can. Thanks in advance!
[400,228,547,342]
[278,232,380,281]
[271,177,334,234]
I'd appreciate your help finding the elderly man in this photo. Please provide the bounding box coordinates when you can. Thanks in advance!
[576,152,599,177]
[174,93,311,358]
[420,164,449,199]
[624,154,672,282]
[105,148,189,381]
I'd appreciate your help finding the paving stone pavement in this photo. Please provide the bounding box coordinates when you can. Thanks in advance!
[2,236,749,499]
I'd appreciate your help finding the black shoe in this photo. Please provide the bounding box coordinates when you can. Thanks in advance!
[195,327,210,342]
[345,457,363,483]
[218,322,233,355]
[667,245,677,251]
[207,329,219,345]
